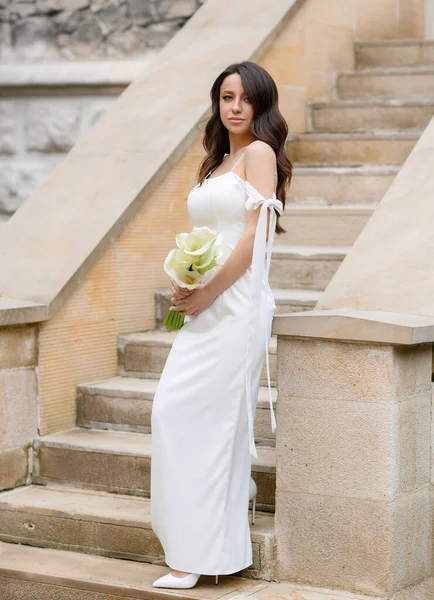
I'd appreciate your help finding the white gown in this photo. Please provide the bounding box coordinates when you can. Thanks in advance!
[150,150,283,575]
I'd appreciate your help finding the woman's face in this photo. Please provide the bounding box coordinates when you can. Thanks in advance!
[219,73,254,135]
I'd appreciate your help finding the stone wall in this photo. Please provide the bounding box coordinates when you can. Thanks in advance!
[0,0,204,62]
[0,92,118,216]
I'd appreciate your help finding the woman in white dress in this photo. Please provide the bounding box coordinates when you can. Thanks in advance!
[150,60,293,589]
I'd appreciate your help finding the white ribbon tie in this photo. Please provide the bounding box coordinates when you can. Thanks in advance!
[244,180,283,460]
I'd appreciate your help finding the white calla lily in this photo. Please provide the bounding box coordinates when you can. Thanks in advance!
[164,227,224,299]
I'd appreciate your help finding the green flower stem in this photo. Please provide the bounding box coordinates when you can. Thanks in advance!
[163,305,185,331]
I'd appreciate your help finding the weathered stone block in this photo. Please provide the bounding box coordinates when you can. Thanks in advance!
[25,100,81,152]
[0,368,38,451]
[68,13,104,57]
[0,102,17,155]
[276,394,431,499]
[275,486,431,596]
[0,447,28,491]
[94,1,131,34]
[11,2,38,19]
[276,338,432,403]
[12,16,60,61]
[37,0,90,11]
[126,0,158,26]
[145,21,184,49]
[0,325,37,370]
[106,26,147,57]
[0,161,57,212]
[157,0,197,20]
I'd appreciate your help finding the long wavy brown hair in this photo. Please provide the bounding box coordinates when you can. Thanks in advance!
[196,60,292,235]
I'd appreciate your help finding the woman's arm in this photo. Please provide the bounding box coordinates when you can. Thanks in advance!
[205,140,277,301]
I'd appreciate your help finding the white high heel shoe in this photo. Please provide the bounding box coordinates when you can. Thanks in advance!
[152,572,219,588]
[249,476,257,525]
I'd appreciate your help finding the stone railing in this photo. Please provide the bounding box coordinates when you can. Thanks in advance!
[271,116,434,596]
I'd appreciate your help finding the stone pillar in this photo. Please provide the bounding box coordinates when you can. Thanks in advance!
[0,324,38,491]
[426,0,434,38]
[272,311,434,598]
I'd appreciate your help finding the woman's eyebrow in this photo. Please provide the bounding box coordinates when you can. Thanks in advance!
[221,89,246,94]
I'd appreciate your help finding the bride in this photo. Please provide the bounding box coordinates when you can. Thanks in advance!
[150,59,292,589]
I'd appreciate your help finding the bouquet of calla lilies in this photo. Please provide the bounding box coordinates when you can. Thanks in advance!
[163,226,223,330]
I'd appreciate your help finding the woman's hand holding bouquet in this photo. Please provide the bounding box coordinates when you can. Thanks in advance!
[163,226,223,330]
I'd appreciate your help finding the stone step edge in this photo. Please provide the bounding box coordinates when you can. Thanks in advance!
[292,165,399,174]
[281,205,375,215]
[33,428,276,472]
[337,65,434,77]
[271,244,351,258]
[118,330,277,353]
[310,97,434,108]
[78,377,277,408]
[0,484,274,533]
[287,131,422,141]
[355,39,434,49]
[0,541,267,599]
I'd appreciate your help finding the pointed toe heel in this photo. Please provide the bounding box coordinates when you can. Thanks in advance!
[215,575,219,584]
[152,573,201,589]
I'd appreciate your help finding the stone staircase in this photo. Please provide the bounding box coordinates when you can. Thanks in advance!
[0,38,433,597]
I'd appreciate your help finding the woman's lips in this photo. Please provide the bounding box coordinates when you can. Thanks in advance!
[229,118,244,122]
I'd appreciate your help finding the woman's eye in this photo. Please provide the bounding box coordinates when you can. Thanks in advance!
[222,95,250,101]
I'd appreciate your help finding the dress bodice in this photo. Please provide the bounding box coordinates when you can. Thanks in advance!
[187,171,248,264]
[185,164,284,460]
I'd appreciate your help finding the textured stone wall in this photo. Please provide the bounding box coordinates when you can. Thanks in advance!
[0,93,123,216]
[0,0,204,62]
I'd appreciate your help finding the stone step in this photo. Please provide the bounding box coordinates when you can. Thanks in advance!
[337,67,434,100]
[0,541,265,599]
[310,99,434,133]
[33,428,277,511]
[273,287,322,313]
[278,204,374,246]
[155,284,319,330]
[289,165,397,205]
[77,376,277,441]
[0,485,275,580]
[156,288,320,329]
[269,244,349,291]
[287,131,419,166]
[118,330,277,385]
[355,39,434,69]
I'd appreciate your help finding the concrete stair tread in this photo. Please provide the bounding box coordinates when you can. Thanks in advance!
[119,330,277,353]
[37,428,276,472]
[311,97,434,108]
[271,288,322,301]
[0,541,261,597]
[338,65,434,76]
[119,330,178,347]
[293,164,399,175]
[79,376,277,406]
[283,204,375,215]
[0,484,275,533]
[356,39,434,47]
[287,130,420,166]
[79,376,159,398]
[272,244,350,258]
[288,130,421,142]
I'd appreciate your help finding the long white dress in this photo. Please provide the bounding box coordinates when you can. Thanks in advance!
[150,149,283,575]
